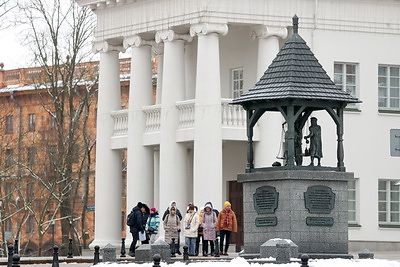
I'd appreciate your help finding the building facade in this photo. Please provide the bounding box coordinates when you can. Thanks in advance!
[0,60,134,255]
[75,0,400,251]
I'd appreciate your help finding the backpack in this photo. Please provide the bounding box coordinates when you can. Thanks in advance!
[127,210,135,226]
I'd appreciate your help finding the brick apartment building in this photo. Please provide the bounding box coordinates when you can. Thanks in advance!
[0,58,155,256]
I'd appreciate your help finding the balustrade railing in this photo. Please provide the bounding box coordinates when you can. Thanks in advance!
[143,105,161,132]
[221,98,246,127]
[111,99,247,138]
[111,110,128,137]
[176,100,195,129]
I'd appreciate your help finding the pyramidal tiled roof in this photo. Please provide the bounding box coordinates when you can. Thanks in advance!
[232,16,360,105]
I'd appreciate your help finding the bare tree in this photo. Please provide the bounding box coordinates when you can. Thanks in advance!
[0,0,16,30]
[16,0,97,255]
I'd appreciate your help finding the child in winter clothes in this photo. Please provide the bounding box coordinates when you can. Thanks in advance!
[146,207,160,244]
[183,204,199,256]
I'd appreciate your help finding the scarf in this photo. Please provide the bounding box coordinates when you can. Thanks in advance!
[224,209,231,227]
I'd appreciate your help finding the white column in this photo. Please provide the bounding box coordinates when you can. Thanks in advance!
[91,41,124,248]
[250,26,288,167]
[123,36,155,210]
[190,23,228,210]
[156,30,192,210]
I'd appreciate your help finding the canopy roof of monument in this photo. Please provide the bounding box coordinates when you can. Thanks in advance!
[232,15,361,107]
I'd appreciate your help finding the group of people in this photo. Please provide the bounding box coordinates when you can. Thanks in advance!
[127,200,238,257]
[126,202,160,256]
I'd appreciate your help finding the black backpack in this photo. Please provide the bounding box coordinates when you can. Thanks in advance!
[127,210,135,226]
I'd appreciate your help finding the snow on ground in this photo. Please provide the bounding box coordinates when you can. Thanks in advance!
[100,257,400,267]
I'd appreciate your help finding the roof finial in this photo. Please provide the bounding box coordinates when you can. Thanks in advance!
[292,14,299,34]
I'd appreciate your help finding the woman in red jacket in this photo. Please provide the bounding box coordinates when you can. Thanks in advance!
[216,201,238,256]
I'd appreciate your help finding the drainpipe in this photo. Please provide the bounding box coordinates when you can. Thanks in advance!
[10,90,22,245]
[9,91,22,184]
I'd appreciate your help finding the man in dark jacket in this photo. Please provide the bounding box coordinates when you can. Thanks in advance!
[141,204,150,244]
[127,202,145,256]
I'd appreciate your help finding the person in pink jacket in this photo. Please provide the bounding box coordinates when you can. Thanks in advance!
[202,203,218,256]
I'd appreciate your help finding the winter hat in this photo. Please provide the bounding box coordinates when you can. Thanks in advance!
[205,203,212,210]
[224,201,231,208]
[170,200,176,206]
[150,207,157,212]
[205,201,214,208]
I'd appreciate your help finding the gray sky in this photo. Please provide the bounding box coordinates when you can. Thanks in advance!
[0,25,30,70]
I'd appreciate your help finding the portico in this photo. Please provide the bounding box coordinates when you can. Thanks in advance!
[85,16,286,248]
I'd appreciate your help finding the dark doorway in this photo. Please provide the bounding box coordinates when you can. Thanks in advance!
[228,181,243,252]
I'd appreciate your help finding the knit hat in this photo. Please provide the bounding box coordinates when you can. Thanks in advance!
[150,207,157,212]
[205,203,212,210]
[224,201,231,208]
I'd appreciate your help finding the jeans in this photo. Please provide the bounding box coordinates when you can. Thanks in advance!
[219,230,232,254]
[129,232,139,255]
[185,237,196,255]
[177,231,181,252]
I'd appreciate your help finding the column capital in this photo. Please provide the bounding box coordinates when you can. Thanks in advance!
[123,35,155,49]
[250,26,288,40]
[92,41,125,54]
[190,23,228,37]
[155,30,193,43]
[152,43,164,56]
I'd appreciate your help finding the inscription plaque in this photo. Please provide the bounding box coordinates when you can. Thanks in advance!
[306,217,334,226]
[253,186,279,214]
[255,217,278,227]
[304,185,335,214]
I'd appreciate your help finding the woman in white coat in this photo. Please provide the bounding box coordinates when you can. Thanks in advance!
[183,204,199,256]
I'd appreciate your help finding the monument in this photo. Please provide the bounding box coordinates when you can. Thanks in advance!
[232,15,360,257]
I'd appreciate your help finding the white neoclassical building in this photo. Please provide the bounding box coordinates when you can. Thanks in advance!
[76,0,400,251]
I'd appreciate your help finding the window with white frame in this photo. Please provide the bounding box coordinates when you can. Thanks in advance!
[334,62,358,107]
[232,68,244,98]
[378,180,400,224]
[378,65,400,110]
[348,179,358,224]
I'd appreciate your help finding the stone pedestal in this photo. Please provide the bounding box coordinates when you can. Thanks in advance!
[238,170,354,256]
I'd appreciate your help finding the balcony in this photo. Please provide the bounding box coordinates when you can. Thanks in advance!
[110,109,129,149]
[110,98,259,149]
